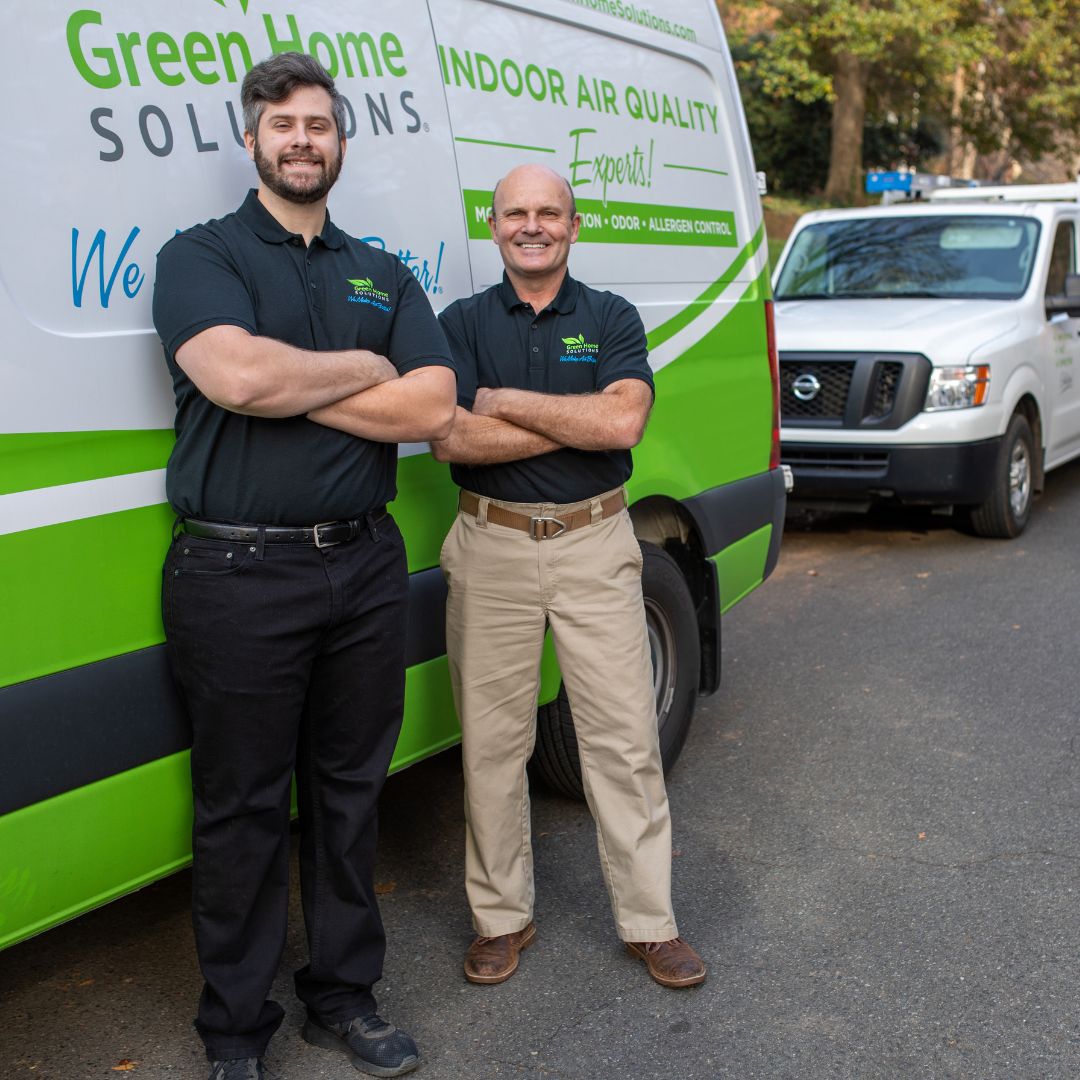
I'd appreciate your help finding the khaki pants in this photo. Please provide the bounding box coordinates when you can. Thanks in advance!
[441,489,677,943]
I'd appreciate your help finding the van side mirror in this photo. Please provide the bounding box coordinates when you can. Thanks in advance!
[1046,272,1080,317]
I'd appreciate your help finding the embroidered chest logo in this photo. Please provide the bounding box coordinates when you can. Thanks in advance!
[559,332,599,363]
[346,277,392,313]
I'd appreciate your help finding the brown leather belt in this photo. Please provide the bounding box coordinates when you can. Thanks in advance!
[458,489,626,540]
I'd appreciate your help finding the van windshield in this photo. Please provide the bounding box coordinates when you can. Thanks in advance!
[775,215,1041,300]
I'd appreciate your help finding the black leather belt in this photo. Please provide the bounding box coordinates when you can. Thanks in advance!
[181,511,384,548]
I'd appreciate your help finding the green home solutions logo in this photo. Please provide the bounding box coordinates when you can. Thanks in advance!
[347,277,392,311]
[560,332,599,362]
[63,3,426,165]
[66,5,409,90]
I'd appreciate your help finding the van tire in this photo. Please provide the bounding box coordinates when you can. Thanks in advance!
[969,412,1035,539]
[531,542,701,800]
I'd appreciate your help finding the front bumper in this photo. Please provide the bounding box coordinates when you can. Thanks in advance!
[782,437,1003,506]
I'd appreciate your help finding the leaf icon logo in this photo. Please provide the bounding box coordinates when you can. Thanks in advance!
[348,277,374,289]
[561,336,579,346]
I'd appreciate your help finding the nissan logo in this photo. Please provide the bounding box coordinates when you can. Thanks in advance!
[792,373,821,402]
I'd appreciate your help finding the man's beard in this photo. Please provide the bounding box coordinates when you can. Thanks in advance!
[253,139,342,205]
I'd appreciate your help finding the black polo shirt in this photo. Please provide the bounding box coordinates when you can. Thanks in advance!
[153,189,453,524]
[438,272,653,503]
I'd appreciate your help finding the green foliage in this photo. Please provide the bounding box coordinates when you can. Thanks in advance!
[738,0,989,108]
[959,0,1080,162]
[733,37,943,195]
[734,39,830,193]
[723,0,1080,189]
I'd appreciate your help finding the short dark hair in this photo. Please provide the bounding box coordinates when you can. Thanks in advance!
[241,52,346,138]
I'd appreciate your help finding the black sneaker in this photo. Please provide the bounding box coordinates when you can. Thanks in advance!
[302,1012,419,1077]
[207,1059,263,1080]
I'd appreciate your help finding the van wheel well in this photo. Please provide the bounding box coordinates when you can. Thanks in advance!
[1014,395,1044,492]
[628,495,720,694]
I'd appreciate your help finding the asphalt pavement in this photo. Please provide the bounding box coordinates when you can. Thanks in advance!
[3,460,1079,1080]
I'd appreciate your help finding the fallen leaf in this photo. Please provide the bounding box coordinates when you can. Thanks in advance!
[78,978,95,987]
[111,1062,138,1072]
[915,572,931,579]
[807,569,819,577]
[374,881,396,895]
[1012,624,1021,630]
[917,832,927,841]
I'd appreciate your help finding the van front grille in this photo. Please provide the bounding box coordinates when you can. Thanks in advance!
[779,352,930,429]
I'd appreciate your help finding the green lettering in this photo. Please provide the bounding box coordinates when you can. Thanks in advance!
[475,53,497,93]
[308,31,338,77]
[66,9,119,90]
[449,46,475,89]
[500,58,522,98]
[380,32,405,76]
[263,12,303,55]
[524,64,546,103]
[184,32,219,85]
[549,68,567,106]
[577,75,595,111]
[217,31,252,83]
[146,31,183,86]
[336,31,379,77]
[568,128,595,187]
[600,79,618,115]
[117,32,142,87]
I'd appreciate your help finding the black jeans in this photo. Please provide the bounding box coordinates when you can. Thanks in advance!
[162,514,408,1060]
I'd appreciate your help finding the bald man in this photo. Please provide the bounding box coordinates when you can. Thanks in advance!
[431,165,705,989]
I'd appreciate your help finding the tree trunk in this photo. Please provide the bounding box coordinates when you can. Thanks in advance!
[823,52,869,202]
[948,67,976,179]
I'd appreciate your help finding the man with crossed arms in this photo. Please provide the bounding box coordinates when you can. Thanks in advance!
[432,164,706,989]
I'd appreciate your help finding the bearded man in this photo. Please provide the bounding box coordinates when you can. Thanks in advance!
[152,52,456,1080]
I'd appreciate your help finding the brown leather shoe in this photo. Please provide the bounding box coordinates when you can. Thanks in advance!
[626,937,706,988]
[464,922,537,984]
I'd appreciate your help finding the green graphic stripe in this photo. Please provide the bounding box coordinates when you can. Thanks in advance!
[637,265,772,501]
[713,527,771,614]
[0,656,460,949]
[645,221,766,352]
[0,430,174,497]
[1,504,173,688]
[0,454,454,689]
[663,163,729,176]
[455,137,556,153]
[463,190,737,247]
[0,751,194,950]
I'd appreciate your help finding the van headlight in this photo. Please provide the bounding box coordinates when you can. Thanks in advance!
[924,365,990,411]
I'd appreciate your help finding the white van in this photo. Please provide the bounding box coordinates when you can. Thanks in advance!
[773,184,1080,537]
[0,0,783,948]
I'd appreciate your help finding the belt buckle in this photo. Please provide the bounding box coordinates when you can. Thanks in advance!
[312,521,340,548]
[530,515,566,541]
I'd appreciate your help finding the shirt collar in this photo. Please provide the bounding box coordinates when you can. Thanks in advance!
[236,188,344,250]
[497,271,580,315]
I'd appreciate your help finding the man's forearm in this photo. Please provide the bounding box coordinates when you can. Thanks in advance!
[430,406,562,464]
[474,381,651,451]
[308,366,457,443]
[175,325,398,417]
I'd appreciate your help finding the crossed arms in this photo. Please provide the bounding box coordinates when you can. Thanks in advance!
[176,324,650,455]
[175,324,456,443]
[430,379,653,465]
